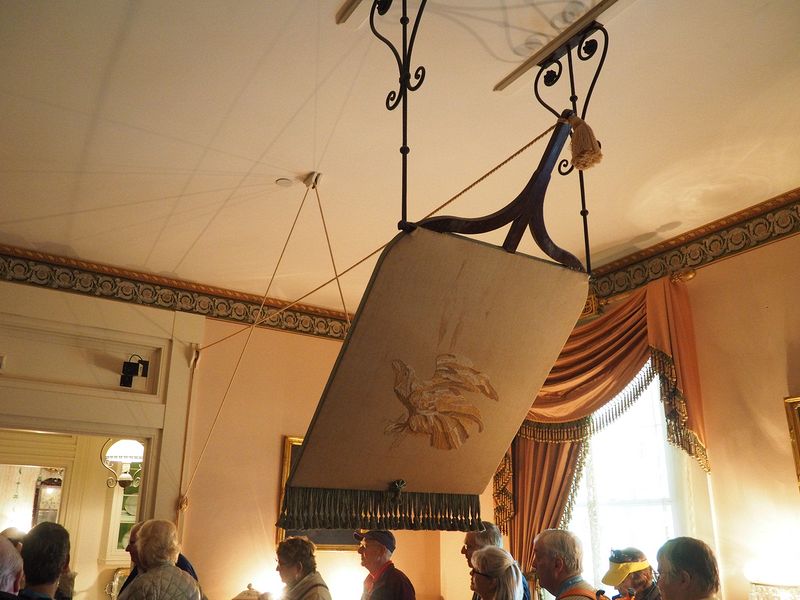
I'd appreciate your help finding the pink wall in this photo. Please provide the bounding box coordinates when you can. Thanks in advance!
[181,320,445,600]
[688,233,800,597]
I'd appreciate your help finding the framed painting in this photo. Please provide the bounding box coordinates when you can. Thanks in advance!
[276,436,360,550]
[786,396,800,493]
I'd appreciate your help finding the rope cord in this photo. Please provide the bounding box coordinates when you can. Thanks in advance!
[182,186,311,497]
[315,185,350,325]
[199,123,557,352]
[184,123,559,507]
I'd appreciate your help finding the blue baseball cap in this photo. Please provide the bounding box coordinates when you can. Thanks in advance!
[353,530,396,553]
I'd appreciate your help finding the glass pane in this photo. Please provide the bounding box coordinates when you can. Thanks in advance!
[117,462,141,549]
[0,465,65,532]
[568,370,676,587]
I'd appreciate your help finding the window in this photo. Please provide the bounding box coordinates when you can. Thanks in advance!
[566,368,677,587]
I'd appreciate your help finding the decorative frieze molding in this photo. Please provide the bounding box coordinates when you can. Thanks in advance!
[0,246,349,341]
[592,187,800,298]
[2,187,798,336]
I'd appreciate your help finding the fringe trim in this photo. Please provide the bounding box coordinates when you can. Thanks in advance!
[493,450,514,535]
[278,486,483,531]
[519,359,658,443]
[558,440,589,529]
[651,347,711,472]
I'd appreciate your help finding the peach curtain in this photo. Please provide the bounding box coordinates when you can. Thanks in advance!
[498,278,708,573]
[507,436,586,574]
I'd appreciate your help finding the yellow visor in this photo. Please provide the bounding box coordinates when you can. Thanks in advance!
[601,559,650,586]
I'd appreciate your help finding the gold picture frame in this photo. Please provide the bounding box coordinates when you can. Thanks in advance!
[276,436,359,551]
[786,397,800,493]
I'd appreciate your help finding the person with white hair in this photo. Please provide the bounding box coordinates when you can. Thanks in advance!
[461,522,530,600]
[118,520,202,600]
[469,546,523,600]
[0,536,24,599]
[531,529,596,600]
[121,521,199,595]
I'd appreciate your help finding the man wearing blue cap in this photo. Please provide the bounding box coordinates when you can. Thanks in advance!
[354,530,415,600]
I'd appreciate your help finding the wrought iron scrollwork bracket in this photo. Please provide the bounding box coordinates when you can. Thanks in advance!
[419,110,585,273]
[533,22,608,274]
[370,0,428,231]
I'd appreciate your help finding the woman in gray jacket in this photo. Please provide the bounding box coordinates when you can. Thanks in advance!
[276,537,331,600]
[118,520,201,600]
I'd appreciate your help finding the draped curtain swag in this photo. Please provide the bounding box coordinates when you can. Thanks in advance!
[493,278,708,573]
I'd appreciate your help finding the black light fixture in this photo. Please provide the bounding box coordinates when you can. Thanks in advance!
[119,354,149,388]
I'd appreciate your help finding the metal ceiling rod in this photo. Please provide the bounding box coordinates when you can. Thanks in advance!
[534,22,608,275]
[369,0,428,231]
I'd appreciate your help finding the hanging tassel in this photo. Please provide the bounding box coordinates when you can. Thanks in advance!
[567,114,602,170]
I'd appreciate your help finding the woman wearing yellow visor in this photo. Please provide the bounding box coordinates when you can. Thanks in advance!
[601,548,660,600]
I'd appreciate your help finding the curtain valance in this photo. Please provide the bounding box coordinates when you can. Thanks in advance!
[497,277,708,568]
[524,277,708,467]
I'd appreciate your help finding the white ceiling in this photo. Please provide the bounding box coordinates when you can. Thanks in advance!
[1,0,798,312]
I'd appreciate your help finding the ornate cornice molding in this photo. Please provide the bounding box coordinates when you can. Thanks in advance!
[2,187,798,336]
[592,187,800,298]
[0,245,349,341]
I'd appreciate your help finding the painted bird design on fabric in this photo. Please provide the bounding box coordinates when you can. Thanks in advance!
[384,353,499,450]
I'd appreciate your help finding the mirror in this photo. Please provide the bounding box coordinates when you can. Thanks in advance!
[0,465,65,531]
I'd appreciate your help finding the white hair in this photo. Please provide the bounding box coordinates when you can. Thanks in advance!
[474,521,504,549]
[472,546,523,600]
[534,529,582,576]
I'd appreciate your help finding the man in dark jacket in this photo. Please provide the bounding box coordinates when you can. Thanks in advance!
[355,530,415,600]
[19,523,71,600]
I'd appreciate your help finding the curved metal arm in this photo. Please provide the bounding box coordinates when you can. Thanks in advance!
[100,438,119,488]
[419,111,585,272]
[369,0,428,112]
[533,22,608,121]
[531,22,609,275]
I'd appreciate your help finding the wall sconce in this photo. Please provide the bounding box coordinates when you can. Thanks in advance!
[101,438,144,488]
[749,582,800,600]
[747,558,800,600]
[120,354,149,388]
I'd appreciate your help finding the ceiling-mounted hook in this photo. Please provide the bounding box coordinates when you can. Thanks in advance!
[303,171,323,190]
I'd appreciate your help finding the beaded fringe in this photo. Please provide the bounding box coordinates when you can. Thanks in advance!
[515,352,709,471]
[493,450,514,534]
[518,358,658,443]
[497,350,711,530]
[558,440,589,529]
[278,486,483,531]
[651,348,711,472]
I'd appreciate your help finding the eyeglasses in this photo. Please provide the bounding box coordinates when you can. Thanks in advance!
[652,569,671,581]
[470,568,493,579]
